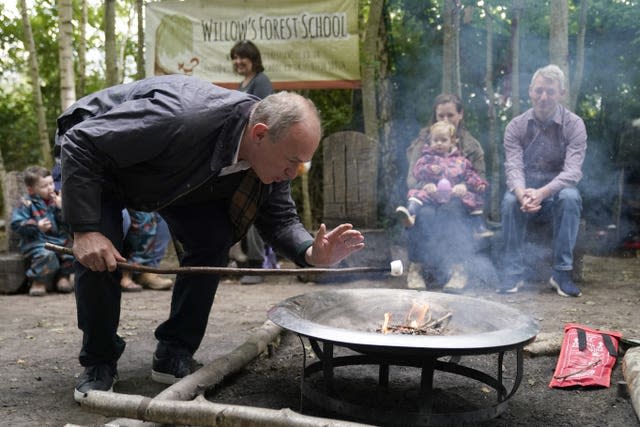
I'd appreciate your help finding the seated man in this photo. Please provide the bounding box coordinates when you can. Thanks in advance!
[498,64,586,297]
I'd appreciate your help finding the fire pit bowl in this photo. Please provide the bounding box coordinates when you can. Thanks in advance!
[268,288,539,357]
[267,289,540,426]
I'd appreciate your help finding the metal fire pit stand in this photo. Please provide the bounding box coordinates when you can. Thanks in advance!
[296,336,525,426]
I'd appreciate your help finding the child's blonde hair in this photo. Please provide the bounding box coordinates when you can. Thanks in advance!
[429,121,457,140]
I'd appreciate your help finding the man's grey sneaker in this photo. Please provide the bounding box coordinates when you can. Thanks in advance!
[549,270,582,297]
[497,276,524,294]
[74,364,118,403]
[151,353,203,384]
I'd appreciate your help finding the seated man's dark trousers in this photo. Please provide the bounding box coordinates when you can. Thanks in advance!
[501,187,582,279]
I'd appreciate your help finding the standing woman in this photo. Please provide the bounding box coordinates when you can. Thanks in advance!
[231,40,273,99]
[229,40,276,284]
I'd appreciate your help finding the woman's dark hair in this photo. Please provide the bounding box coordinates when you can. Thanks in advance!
[429,93,465,129]
[230,40,264,74]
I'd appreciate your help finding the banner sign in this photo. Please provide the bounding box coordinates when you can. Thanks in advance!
[145,0,361,89]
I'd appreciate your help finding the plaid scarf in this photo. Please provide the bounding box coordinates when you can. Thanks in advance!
[228,169,263,241]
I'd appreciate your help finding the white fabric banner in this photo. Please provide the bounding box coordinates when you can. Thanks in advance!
[146,0,360,89]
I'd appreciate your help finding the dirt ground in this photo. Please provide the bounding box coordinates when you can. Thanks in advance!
[1,251,640,427]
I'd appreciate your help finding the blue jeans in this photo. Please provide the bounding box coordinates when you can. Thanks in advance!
[501,187,582,277]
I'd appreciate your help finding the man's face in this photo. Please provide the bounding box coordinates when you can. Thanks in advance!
[29,175,55,200]
[250,116,321,184]
[529,75,564,121]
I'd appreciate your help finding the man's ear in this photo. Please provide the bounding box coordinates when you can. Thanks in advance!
[252,123,269,142]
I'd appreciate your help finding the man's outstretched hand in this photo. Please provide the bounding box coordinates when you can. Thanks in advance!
[73,231,126,272]
[305,223,365,267]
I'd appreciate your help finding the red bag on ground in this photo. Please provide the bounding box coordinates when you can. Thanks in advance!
[549,323,622,388]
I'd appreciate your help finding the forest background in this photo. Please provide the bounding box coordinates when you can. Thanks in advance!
[1,0,639,241]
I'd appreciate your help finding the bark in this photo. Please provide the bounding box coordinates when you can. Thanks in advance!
[377,3,398,216]
[57,0,76,110]
[104,0,118,87]
[93,321,373,427]
[84,393,372,427]
[361,0,384,140]
[78,0,88,97]
[510,0,523,117]
[549,0,570,104]
[623,347,640,420]
[442,0,461,97]
[570,0,589,111]
[136,0,145,80]
[18,0,53,168]
[484,10,499,221]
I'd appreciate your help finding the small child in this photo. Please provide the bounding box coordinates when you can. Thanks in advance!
[11,166,74,296]
[396,121,488,227]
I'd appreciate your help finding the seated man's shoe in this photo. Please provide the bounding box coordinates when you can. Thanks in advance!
[151,353,203,384]
[549,270,582,297]
[473,222,495,239]
[29,281,47,296]
[443,264,467,293]
[56,276,73,293]
[406,262,426,289]
[137,272,173,290]
[496,275,523,294]
[74,363,118,403]
[395,206,416,228]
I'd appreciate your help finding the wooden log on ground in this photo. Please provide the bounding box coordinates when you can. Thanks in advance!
[91,320,287,426]
[82,392,372,427]
[623,347,640,422]
[523,332,563,357]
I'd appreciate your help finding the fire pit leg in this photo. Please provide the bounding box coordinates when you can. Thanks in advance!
[419,358,436,419]
[322,341,335,395]
[379,364,390,387]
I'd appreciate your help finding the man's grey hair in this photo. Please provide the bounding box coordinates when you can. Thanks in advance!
[530,64,565,91]
[249,91,321,142]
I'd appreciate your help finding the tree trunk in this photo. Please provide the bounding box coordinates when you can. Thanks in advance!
[570,0,589,111]
[510,0,523,117]
[136,0,145,80]
[484,10,499,221]
[57,0,76,111]
[442,0,461,97]
[78,0,88,97]
[549,0,570,104]
[18,0,52,168]
[104,0,118,87]
[377,3,398,216]
[361,0,383,140]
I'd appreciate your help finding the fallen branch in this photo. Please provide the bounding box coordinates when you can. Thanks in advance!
[100,320,283,427]
[81,392,373,427]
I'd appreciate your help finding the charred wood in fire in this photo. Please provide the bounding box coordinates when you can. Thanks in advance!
[376,311,452,336]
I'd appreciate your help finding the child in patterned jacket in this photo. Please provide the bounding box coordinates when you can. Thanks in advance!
[11,166,74,296]
[396,121,488,227]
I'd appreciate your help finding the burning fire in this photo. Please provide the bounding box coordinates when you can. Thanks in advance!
[378,301,452,335]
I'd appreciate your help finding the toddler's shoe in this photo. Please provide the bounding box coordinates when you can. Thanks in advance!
[56,276,73,293]
[137,272,173,290]
[395,206,416,227]
[29,280,47,297]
